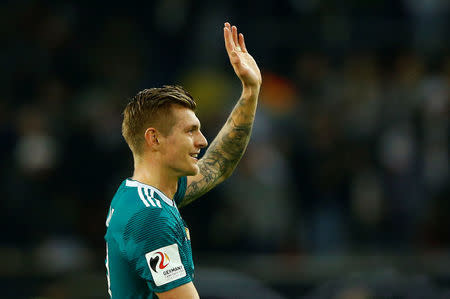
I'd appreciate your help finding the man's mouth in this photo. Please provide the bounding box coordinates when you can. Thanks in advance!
[189,153,199,160]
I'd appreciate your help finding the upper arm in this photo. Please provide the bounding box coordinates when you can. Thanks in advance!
[123,208,194,293]
[156,281,199,299]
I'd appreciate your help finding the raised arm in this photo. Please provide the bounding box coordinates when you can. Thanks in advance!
[180,22,262,207]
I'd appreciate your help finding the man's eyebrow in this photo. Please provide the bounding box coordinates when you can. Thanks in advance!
[188,124,200,130]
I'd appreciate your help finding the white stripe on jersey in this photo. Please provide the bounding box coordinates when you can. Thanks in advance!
[145,188,162,208]
[126,179,175,207]
[143,188,157,207]
[105,207,115,227]
[137,187,151,207]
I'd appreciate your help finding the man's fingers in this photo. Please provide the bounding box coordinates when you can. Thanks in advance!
[224,22,236,52]
[238,33,247,53]
[232,26,239,48]
[224,27,235,54]
[224,22,247,60]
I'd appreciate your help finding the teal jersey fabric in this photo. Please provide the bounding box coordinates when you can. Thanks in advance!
[105,177,193,299]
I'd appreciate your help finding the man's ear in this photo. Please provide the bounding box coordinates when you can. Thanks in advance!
[144,128,160,149]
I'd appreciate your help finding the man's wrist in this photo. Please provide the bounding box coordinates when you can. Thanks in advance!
[241,83,261,99]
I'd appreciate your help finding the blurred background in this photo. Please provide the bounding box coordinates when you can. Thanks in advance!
[1,0,449,298]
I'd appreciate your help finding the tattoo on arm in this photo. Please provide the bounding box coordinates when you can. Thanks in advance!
[180,100,254,207]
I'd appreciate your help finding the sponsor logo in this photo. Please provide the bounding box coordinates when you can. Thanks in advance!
[149,252,170,272]
[145,243,187,286]
[164,265,183,275]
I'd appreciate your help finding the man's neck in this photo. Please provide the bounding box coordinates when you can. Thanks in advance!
[132,157,179,199]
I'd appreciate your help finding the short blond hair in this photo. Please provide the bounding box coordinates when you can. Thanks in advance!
[122,85,196,155]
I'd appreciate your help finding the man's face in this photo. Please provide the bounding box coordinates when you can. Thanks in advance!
[159,105,208,177]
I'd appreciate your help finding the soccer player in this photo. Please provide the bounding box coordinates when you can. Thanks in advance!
[104,22,261,298]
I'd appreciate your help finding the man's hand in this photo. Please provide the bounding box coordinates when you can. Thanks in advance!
[224,22,262,89]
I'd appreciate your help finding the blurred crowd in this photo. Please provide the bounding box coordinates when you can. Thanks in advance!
[1,0,449,297]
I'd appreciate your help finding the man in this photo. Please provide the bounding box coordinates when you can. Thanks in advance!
[105,22,261,298]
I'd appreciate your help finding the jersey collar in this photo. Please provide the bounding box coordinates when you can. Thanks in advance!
[125,179,176,207]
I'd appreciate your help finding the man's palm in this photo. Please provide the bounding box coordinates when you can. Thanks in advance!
[224,23,262,88]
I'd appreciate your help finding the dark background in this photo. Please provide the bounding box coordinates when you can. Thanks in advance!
[1,0,449,298]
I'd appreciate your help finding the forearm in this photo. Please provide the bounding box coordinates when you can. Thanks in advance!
[182,85,259,206]
[203,85,259,180]
[182,22,262,206]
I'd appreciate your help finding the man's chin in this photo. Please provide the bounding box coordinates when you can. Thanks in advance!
[185,165,199,177]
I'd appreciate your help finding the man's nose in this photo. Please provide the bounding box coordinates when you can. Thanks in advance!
[197,132,208,148]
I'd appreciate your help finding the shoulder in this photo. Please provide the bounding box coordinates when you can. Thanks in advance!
[124,206,169,240]
[107,180,166,233]
[122,205,181,260]
[114,179,166,215]
[110,199,176,257]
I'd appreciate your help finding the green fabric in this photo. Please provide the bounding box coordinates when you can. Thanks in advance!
[105,177,193,299]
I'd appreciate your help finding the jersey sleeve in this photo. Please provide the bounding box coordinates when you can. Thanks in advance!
[122,207,193,293]
[174,176,187,206]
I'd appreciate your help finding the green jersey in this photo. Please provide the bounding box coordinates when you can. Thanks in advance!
[104,177,194,299]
